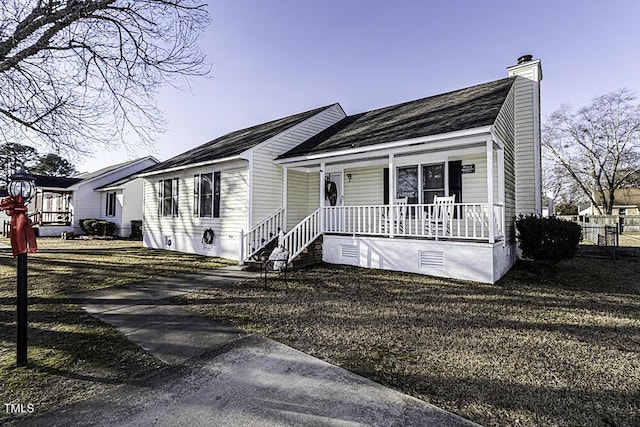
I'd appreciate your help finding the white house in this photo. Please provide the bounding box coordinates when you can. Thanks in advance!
[30,157,158,237]
[140,56,543,284]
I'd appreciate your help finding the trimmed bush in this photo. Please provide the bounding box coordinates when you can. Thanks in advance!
[515,214,582,263]
[79,219,116,237]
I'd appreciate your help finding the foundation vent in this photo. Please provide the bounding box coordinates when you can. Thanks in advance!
[340,244,359,265]
[418,250,444,269]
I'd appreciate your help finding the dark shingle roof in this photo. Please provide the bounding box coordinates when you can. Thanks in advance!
[143,104,336,174]
[278,77,516,159]
[34,175,83,189]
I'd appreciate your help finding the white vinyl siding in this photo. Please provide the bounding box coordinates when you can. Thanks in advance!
[286,170,308,229]
[308,172,320,212]
[251,104,345,226]
[494,85,516,241]
[142,160,248,260]
[512,75,537,214]
[343,166,383,205]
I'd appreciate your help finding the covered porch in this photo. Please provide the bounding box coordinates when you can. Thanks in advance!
[243,128,516,283]
[280,128,509,242]
[31,189,73,226]
[280,131,513,283]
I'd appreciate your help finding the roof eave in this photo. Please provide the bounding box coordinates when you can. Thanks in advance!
[137,155,245,178]
[275,125,493,165]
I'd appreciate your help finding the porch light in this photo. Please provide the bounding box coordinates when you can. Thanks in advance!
[347,173,352,182]
[8,166,36,203]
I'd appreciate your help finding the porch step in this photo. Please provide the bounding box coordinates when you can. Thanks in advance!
[241,237,280,271]
[290,235,323,270]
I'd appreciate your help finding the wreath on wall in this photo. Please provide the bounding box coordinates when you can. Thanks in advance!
[202,228,215,245]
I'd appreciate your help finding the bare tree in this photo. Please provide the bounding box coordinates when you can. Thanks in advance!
[543,89,640,215]
[0,0,209,155]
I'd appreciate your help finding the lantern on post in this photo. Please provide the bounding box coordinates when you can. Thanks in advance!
[1,166,38,367]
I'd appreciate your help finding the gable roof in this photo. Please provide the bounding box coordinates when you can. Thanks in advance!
[34,157,158,190]
[278,77,516,159]
[74,158,149,181]
[142,104,337,174]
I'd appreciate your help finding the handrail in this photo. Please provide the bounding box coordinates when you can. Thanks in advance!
[240,208,285,263]
[278,208,322,262]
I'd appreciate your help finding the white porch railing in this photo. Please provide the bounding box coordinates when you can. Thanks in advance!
[323,203,504,241]
[250,202,504,265]
[239,208,285,263]
[278,208,322,262]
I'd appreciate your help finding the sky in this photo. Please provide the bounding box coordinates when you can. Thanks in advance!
[76,0,640,173]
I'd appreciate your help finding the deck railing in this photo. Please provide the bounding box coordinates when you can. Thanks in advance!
[323,203,504,241]
[239,208,285,263]
[256,202,504,264]
[29,210,72,225]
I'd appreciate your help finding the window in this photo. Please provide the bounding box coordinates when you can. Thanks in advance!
[392,162,450,204]
[105,192,116,217]
[423,163,445,204]
[194,172,220,218]
[158,178,179,217]
[396,166,418,204]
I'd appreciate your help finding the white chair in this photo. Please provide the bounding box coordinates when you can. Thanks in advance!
[394,198,408,233]
[430,195,455,239]
[382,197,408,234]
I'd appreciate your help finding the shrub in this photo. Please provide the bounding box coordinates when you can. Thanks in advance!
[556,203,579,215]
[79,219,116,237]
[515,214,582,263]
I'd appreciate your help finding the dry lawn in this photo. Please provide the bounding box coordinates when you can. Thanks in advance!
[0,238,232,425]
[1,236,638,426]
[176,253,640,426]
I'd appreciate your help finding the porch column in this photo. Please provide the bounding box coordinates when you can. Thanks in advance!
[388,154,395,238]
[320,162,326,232]
[282,166,288,230]
[247,156,254,230]
[486,140,495,243]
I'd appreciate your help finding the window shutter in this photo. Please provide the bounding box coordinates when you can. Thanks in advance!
[383,168,389,205]
[448,160,462,202]
[213,171,221,218]
[193,175,200,217]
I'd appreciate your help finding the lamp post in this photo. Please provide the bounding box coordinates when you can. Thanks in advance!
[2,167,37,367]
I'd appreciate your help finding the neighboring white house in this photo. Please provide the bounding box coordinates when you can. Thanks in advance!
[30,157,158,237]
[140,56,543,284]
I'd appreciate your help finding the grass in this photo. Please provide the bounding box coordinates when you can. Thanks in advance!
[1,236,638,426]
[175,253,640,426]
[0,238,232,425]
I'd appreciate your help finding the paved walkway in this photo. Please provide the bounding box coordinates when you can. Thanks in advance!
[27,266,478,426]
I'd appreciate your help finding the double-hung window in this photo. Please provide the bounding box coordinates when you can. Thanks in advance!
[105,192,117,217]
[394,162,446,204]
[396,166,419,204]
[158,178,179,217]
[194,172,220,218]
[423,163,445,204]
